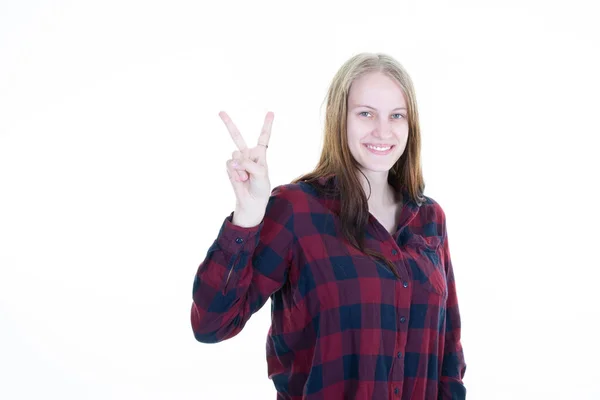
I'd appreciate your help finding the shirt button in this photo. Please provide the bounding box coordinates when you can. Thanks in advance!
[400,316,406,323]
[391,249,398,255]
[397,352,402,359]
[403,281,409,288]
[394,387,399,395]
[235,237,244,244]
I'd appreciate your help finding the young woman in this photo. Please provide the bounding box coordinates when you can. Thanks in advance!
[191,52,466,399]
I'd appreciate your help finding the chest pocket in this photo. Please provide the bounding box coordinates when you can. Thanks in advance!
[402,235,448,299]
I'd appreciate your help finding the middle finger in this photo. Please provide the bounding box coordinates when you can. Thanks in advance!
[219,111,248,151]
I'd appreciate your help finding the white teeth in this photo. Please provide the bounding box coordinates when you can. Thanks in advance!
[366,144,392,151]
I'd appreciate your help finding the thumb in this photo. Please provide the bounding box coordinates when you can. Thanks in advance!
[233,158,266,177]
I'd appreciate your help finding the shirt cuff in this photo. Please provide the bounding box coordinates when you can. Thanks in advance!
[215,212,264,255]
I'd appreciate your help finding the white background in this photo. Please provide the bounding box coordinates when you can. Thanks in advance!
[1,0,599,399]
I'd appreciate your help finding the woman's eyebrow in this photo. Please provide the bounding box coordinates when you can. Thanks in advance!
[352,104,407,111]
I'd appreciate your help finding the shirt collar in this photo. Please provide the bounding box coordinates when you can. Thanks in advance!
[310,173,421,225]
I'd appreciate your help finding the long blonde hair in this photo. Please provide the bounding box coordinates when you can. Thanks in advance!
[292,52,426,278]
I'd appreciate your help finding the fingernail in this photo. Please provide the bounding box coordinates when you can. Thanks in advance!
[232,160,238,167]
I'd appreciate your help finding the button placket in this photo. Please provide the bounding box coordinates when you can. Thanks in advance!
[223,237,245,294]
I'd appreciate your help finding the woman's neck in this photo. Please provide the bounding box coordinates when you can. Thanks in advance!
[357,170,397,209]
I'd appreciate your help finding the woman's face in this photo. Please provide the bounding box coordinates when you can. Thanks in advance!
[346,71,409,176]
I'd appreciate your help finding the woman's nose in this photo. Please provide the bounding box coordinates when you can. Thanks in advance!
[373,119,393,138]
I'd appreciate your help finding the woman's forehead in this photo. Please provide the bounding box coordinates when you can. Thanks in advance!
[349,73,405,101]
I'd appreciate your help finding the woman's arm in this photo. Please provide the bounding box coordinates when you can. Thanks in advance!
[190,184,294,343]
[438,215,467,400]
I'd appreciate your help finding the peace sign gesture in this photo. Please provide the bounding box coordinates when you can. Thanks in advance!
[220,111,274,227]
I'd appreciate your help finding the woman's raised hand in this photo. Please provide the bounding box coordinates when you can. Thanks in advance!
[219,111,274,227]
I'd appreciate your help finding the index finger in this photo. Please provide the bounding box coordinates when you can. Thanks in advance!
[257,111,274,147]
[219,111,248,151]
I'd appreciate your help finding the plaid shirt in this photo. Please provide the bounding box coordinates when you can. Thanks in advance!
[191,175,466,399]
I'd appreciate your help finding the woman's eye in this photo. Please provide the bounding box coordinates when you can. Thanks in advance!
[359,111,405,119]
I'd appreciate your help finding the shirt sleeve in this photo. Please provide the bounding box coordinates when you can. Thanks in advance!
[438,214,467,400]
[190,185,294,344]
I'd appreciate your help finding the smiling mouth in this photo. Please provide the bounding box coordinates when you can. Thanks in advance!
[363,144,395,154]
